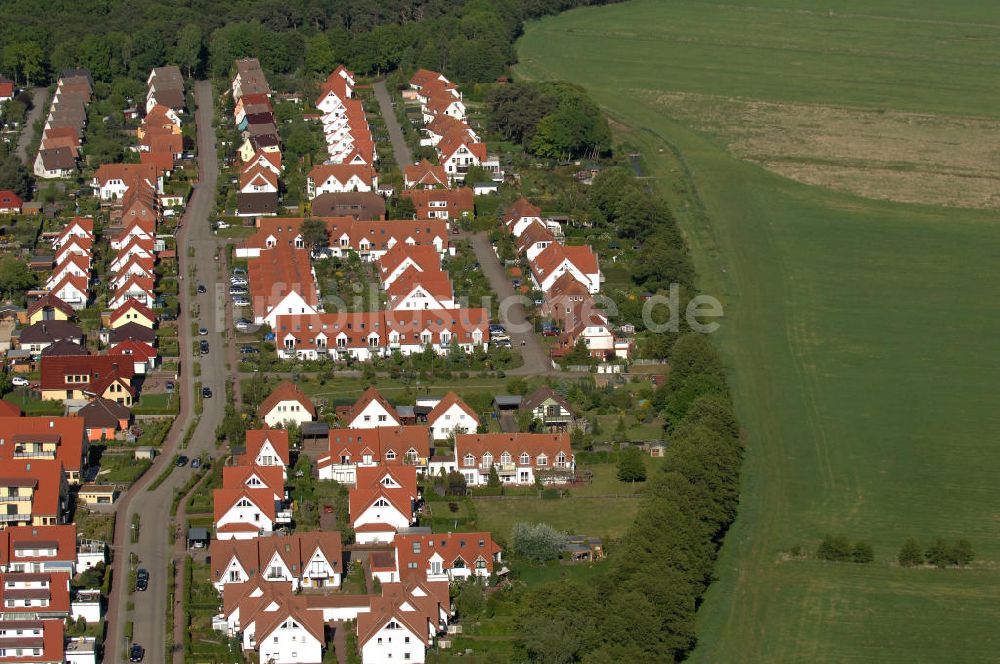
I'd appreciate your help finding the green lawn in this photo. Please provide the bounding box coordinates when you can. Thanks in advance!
[519,2,1000,661]
[473,495,641,544]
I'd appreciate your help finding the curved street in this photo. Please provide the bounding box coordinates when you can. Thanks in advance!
[104,79,228,663]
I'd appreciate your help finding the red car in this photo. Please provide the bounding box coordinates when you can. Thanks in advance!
[323,504,334,514]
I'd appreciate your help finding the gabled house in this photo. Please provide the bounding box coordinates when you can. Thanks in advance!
[0,524,79,574]
[358,577,451,664]
[108,299,156,330]
[0,416,87,484]
[26,295,75,325]
[385,268,456,311]
[402,187,474,221]
[34,147,76,179]
[377,244,443,289]
[247,243,320,328]
[213,487,278,541]
[39,355,135,406]
[209,531,343,592]
[107,340,158,374]
[108,276,156,310]
[348,465,419,544]
[77,397,131,442]
[47,274,88,310]
[0,190,22,214]
[454,432,575,487]
[238,429,290,479]
[0,460,68,527]
[425,392,479,441]
[403,160,449,189]
[502,197,543,237]
[347,387,401,429]
[306,164,377,198]
[520,387,580,432]
[529,243,602,294]
[18,321,84,355]
[382,532,502,584]
[317,425,431,483]
[257,381,317,429]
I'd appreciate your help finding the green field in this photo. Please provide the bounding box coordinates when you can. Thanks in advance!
[518,1,1000,661]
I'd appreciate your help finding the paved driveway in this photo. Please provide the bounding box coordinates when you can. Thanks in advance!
[373,80,414,168]
[467,232,552,375]
[16,87,46,164]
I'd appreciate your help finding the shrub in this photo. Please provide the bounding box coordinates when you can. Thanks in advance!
[510,522,567,562]
[816,535,852,562]
[898,538,924,567]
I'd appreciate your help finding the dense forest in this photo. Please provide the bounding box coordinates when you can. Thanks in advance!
[0,0,619,86]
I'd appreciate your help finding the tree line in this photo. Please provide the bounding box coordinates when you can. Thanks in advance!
[514,333,743,662]
[0,0,623,87]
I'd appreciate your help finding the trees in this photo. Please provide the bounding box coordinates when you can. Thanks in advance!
[0,256,36,303]
[616,446,647,482]
[898,538,924,567]
[299,218,329,252]
[510,522,567,562]
[0,154,33,199]
[173,24,204,78]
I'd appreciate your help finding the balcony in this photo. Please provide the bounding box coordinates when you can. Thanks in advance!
[0,513,30,523]
[0,495,32,503]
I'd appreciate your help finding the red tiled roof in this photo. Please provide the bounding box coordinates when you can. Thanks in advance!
[241,429,291,467]
[257,381,316,420]
[349,465,417,523]
[321,426,430,468]
[402,187,473,219]
[0,417,85,475]
[427,392,478,426]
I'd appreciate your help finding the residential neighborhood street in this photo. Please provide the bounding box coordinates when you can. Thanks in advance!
[104,79,226,663]
[16,87,47,163]
[373,80,414,168]
[468,231,553,375]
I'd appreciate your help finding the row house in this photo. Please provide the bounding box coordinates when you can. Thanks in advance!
[34,70,91,180]
[385,268,455,311]
[146,65,185,114]
[358,578,452,664]
[377,244,443,289]
[273,308,489,361]
[238,429,291,479]
[17,321,83,356]
[51,218,94,251]
[403,159,449,189]
[451,433,575,487]
[0,460,68,528]
[408,69,501,184]
[236,217,451,262]
[0,524,99,576]
[209,531,343,593]
[529,242,602,294]
[0,572,71,619]
[373,532,502,585]
[247,242,321,328]
[217,580,325,663]
[315,66,375,165]
[348,466,419,544]
[213,481,289,542]
[307,164,378,198]
[401,187,473,221]
[0,417,87,484]
[108,300,156,330]
[317,425,431,484]
[232,58,271,101]
[344,387,401,429]
[91,163,162,201]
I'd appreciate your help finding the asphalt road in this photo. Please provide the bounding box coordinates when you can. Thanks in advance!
[16,87,47,164]
[467,231,553,375]
[373,80,414,169]
[104,79,225,663]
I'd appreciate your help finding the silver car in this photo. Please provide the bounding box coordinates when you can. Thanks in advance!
[233,296,250,307]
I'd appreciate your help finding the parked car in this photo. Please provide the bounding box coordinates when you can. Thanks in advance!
[199,340,209,355]
[232,267,247,277]
[214,220,230,230]
[202,386,213,399]
[165,381,175,393]
[176,456,188,467]
[160,313,177,321]
[323,504,334,514]
[198,327,208,335]
[229,286,248,296]
[235,319,253,332]
[240,345,260,354]
[230,275,248,286]
[191,458,202,469]
[489,324,506,335]
[542,325,560,337]
[135,568,149,591]
[511,279,521,289]
[494,339,512,348]
[129,644,144,662]
[11,376,29,387]
[233,296,250,307]
[197,284,207,294]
